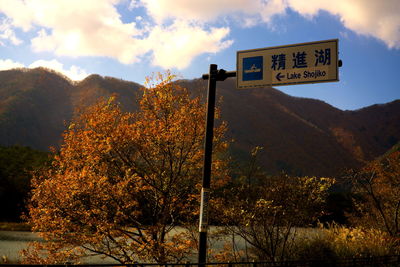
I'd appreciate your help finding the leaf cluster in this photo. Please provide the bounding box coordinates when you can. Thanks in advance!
[23,73,228,264]
[350,149,400,237]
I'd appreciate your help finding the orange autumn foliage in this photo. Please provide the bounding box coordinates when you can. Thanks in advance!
[351,149,400,237]
[22,73,228,264]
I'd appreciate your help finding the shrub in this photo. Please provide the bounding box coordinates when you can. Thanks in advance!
[294,224,400,260]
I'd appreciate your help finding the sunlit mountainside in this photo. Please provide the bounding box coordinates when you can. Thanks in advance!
[0,68,399,177]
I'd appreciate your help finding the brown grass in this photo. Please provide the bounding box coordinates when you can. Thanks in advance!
[0,222,31,231]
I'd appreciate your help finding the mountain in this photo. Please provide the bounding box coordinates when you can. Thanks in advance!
[0,68,399,177]
[0,68,141,151]
[0,68,73,150]
[72,74,141,113]
[180,79,400,176]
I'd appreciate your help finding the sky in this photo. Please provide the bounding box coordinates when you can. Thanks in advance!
[0,0,399,111]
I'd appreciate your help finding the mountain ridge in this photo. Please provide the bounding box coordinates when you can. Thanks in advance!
[0,68,399,177]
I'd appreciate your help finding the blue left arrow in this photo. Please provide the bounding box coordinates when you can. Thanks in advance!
[276,72,284,81]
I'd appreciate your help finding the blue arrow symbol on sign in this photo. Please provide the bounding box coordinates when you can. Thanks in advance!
[276,72,284,81]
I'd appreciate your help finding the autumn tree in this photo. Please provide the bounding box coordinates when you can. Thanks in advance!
[216,148,335,262]
[350,146,400,237]
[22,73,228,264]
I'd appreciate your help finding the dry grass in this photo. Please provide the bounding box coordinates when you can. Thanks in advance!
[0,222,31,231]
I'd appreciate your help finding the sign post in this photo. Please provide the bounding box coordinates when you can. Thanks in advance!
[237,39,339,88]
[198,39,340,265]
[198,64,236,265]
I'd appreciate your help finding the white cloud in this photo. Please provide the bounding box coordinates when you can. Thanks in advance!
[141,0,244,23]
[147,21,232,69]
[27,0,145,64]
[141,0,400,49]
[0,0,398,72]
[0,58,88,80]
[0,18,22,45]
[128,0,141,11]
[0,58,24,70]
[141,0,286,24]
[287,0,400,49]
[257,0,287,24]
[0,0,147,64]
[0,0,233,69]
[29,59,88,81]
[0,0,35,31]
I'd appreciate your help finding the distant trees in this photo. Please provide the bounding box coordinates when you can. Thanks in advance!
[210,145,400,263]
[0,145,49,222]
[350,147,400,237]
[23,73,228,264]
[216,148,335,262]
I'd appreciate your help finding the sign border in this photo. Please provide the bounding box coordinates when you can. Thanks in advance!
[236,39,339,89]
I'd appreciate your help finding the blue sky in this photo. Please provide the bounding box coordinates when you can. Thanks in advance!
[0,0,399,111]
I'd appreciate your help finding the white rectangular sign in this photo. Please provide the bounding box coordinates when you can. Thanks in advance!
[237,39,339,89]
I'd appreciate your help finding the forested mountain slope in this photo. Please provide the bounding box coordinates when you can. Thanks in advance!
[1,68,399,176]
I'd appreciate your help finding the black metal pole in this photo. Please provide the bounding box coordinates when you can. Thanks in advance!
[198,64,218,265]
[198,65,236,265]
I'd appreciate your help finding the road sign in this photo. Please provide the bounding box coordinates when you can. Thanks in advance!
[237,39,339,89]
